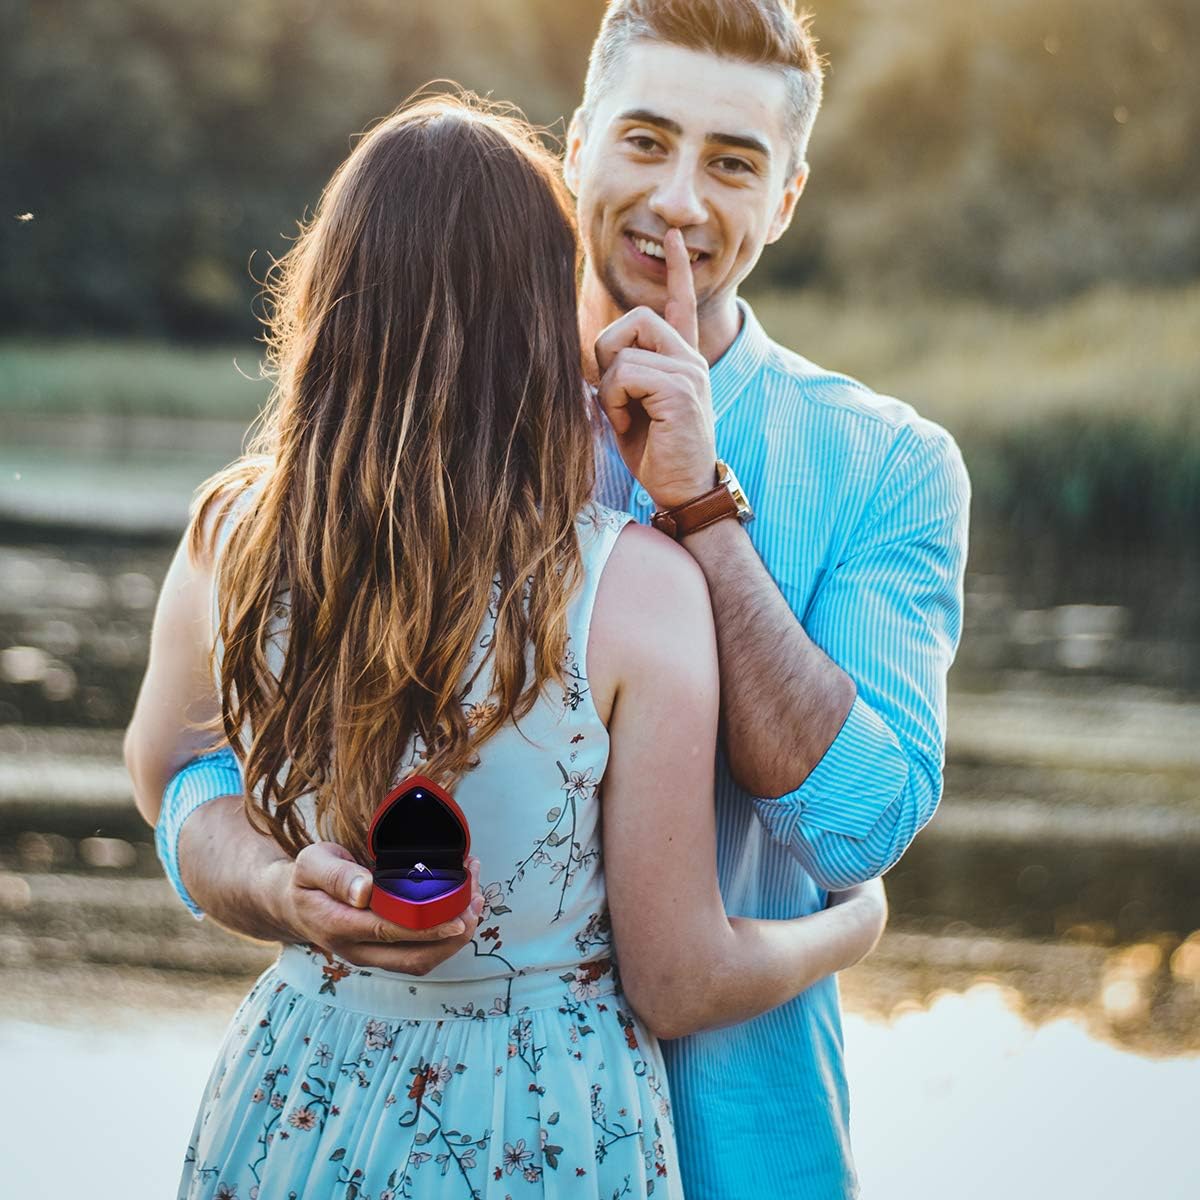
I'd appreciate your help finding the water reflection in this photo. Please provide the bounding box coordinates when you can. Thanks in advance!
[962,538,1200,690]
[846,983,1198,1200]
[1,971,1194,1200]
[2,526,1198,716]
[843,931,1200,1060]
[0,521,1196,1197]
[0,540,161,724]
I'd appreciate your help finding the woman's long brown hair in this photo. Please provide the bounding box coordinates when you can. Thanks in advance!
[188,94,596,863]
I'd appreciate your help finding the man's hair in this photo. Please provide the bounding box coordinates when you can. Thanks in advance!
[581,0,824,171]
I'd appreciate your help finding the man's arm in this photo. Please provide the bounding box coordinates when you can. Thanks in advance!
[152,751,486,968]
[684,427,971,889]
[593,232,969,891]
[154,746,248,920]
[177,789,295,942]
[127,524,485,968]
[683,527,856,801]
[152,746,296,941]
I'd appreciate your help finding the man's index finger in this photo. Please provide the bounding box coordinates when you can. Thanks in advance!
[663,228,699,350]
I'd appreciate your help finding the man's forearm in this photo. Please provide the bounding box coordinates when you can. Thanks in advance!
[681,517,855,798]
[178,793,297,943]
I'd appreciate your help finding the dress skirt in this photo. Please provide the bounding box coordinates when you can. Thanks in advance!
[177,944,682,1200]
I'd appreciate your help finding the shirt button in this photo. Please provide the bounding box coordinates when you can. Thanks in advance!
[633,487,652,508]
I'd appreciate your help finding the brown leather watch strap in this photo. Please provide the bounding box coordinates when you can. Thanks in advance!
[650,483,740,540]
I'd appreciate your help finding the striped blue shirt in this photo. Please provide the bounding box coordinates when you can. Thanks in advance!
[156,299,969,1197]
[594,300,970,1198]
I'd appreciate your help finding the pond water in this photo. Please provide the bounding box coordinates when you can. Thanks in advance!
[2,526,1197,938]
[1,511,1197,1198]
[3,980,1196,1200]
[1,521,1197,720]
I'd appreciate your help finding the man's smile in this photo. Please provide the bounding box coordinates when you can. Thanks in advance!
[625,230,708,268]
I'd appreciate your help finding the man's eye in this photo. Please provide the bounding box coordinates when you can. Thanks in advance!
[626,136,660,153]
[715,157,753,174]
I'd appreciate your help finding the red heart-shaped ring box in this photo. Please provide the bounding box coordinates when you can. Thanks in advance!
[367,774,471,930]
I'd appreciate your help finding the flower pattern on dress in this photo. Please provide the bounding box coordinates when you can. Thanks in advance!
[502,1139,534,1175]
[363,1019,394,1051]
[178,503,677,1199]
[479,880,509,921]
[575,908,613,956]
[285,1106,317,1131]
[503,760,601,922]
[301,945,374,998]
[464,700,498,729]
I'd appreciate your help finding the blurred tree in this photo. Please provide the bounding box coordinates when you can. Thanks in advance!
[0,0,604,339]
[2,0,1197,337]
[767,0,1200,301]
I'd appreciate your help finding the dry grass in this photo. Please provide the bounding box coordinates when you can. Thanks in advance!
[751,281,1200,436]
[751,281,1199,542]
[0,340,267,421]
[7,283,1196,431]
[3,283,1197,540]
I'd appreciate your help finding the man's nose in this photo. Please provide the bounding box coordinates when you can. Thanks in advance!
[648,163,707,230]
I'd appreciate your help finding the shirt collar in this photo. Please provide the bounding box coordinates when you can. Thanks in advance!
[709,298,772,425]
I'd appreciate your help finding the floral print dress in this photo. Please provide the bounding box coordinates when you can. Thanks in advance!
[178,501,682,1200]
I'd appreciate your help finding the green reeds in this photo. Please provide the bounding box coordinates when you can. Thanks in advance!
[3,283,1197,546]
[0,340,267,422]
[752,282,1200,547]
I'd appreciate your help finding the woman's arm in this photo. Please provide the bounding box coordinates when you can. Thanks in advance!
[595,525,886,1039]
[123,533,225,827]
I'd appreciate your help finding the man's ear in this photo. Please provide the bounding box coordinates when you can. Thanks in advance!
[564,108,587,197]
[765,162,809,245]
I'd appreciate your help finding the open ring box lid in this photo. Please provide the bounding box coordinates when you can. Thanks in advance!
[367,774,471,930]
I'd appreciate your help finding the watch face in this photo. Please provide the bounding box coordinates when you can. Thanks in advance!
[717,461,754,522]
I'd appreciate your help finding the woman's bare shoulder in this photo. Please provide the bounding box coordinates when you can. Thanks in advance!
[587,522,714,715]
[188,459,272,570]
[602,522,707,609]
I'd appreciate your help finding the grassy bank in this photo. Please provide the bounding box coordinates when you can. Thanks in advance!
[4,283,1197,543]
[754,282,1200,544]
[0,340,267,421]
[752,282,1199,433]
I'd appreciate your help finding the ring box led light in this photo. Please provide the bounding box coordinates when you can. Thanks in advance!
[367,774,471,930]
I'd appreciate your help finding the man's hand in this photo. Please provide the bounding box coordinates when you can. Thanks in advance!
[268,842,486,975]
[595,228,717,509]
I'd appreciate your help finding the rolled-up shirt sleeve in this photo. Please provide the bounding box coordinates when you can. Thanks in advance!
[753,423,971,890]
[154,746,244,919]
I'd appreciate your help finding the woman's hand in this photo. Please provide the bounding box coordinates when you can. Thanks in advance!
[825,876,889,966]
[268,845,485,975]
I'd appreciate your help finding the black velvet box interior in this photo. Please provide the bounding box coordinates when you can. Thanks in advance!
[370,780,468,903]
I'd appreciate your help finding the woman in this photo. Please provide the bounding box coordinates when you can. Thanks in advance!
[126,94,883,1199]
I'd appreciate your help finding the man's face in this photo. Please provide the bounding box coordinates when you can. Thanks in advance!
[566,41,807,321]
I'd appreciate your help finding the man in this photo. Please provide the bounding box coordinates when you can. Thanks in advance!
[138,2,968,1196]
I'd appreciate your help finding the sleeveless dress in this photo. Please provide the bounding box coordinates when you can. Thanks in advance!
[176,498,684,1200]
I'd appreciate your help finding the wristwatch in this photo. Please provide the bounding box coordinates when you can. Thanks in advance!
[650,459,754,540]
